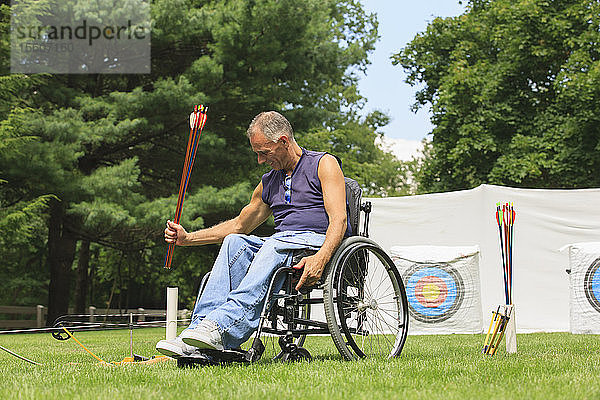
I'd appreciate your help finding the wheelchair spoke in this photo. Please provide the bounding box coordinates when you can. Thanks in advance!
[377,305,403,329]
[365,315,374,355]
[345,308,366,330]
[375,308,401,335]
[371,299,400,306]
[365,266,389,300]
[370,309,389,337]
[376,304,400,315]
[370,283,397,298]
[371,310,395,350]
[363,311,377,353]
[371,313,392,355]
[342,307,356,319]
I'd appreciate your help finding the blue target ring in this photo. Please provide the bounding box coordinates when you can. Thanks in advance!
[584,258,600,313]
[593,272,600,302]
[404,263,464,323]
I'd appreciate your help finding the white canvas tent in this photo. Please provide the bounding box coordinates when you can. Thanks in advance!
[367,184,600,333]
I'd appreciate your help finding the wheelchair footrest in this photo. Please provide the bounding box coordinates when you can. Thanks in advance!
[177,348,249,368]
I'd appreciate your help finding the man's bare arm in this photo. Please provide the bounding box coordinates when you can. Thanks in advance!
[294,154,347,290]
[165,182,271,246]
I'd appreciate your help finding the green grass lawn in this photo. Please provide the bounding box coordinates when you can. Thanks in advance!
[0,328,598,399]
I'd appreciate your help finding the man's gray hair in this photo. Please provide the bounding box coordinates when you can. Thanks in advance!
[246,111,294,142]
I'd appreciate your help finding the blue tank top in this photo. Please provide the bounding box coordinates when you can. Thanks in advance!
[261,148,348,235]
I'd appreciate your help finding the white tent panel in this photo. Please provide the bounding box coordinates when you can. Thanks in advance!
[367,184,600,333]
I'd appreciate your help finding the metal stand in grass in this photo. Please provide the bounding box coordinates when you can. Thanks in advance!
[56,314,171,366]
[482,203,517,356]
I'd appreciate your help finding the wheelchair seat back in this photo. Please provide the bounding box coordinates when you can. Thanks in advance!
[344,177,362,237]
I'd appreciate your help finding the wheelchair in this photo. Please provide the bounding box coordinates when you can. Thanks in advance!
[177,178,409,367]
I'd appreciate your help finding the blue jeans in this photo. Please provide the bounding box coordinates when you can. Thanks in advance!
[185,231,326,349]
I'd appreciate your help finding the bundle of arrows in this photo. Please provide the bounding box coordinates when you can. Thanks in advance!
[164,105,208,269]
[482,304,513,355]
[497,202,515,305]
[483,202,517,355]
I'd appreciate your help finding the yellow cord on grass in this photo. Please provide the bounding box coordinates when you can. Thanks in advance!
[61,326,113,366]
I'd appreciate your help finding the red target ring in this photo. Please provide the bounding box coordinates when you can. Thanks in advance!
[414,276,448,308]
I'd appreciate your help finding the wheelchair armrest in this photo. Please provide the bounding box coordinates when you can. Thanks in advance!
[290,249,324,293]
[291,249,318,266]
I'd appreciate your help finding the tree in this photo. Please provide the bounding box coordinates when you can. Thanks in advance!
[297,111,412,197]
[0,0,411,320]
[0,1,56,306]
[393,0,600,192]
[0,101,55,307]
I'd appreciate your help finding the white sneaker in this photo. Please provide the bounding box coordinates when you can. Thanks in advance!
[155,336,196,358]
[180,320,224,351]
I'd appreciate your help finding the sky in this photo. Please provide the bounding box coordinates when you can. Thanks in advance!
[357,1,466,160]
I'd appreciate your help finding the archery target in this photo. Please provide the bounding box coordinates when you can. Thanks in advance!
[565,243,600,334]
[405,263,464,323]
[584,257,600,313]
[391,245,483,334]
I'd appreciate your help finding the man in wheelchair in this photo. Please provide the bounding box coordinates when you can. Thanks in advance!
[156,111,350,358]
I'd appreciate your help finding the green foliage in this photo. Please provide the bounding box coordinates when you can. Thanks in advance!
[0,0,411,310]
[394,0,600,192]
[0,73,55,305]
[0,194,53,305]
[297,115,412,196]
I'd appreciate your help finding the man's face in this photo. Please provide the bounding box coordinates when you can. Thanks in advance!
[249,131,288,170]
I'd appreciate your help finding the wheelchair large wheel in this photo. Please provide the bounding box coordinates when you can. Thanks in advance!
[323,237,409,360]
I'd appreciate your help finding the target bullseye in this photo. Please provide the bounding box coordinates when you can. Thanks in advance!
[405,264,464,323]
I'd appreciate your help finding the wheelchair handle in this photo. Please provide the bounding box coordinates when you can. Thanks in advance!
[360,201,372,237]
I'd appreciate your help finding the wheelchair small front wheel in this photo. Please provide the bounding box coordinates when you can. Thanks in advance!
[323,237,409,360]
[281,347,312,363]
